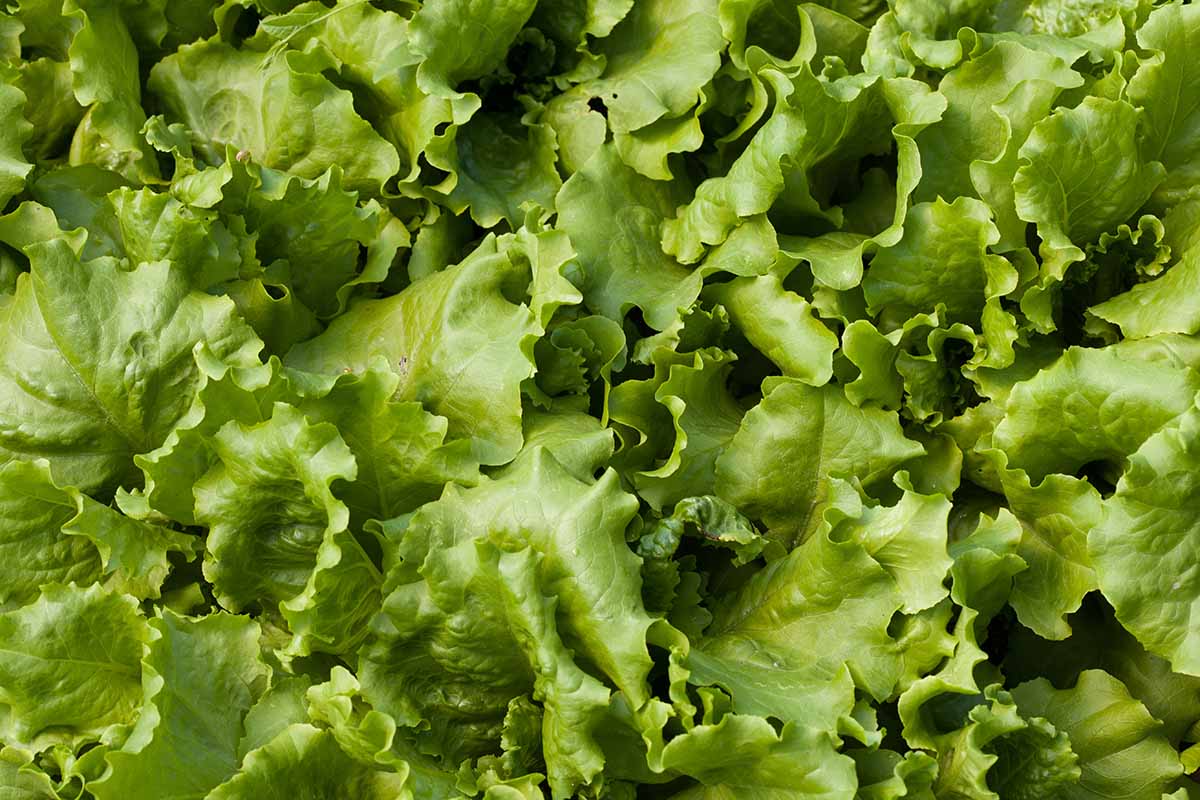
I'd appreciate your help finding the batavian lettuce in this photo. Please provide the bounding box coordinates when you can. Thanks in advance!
[0,0,1199,797]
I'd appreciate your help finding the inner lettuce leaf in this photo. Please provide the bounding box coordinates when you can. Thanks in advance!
[358,441,704,796]
[195,403,382,658]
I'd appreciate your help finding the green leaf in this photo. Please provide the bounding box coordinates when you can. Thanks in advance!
[122,0,217,56]
[218,163,404,318]
[491,546,611,797]
[92,611,270,800]
[0,746,59,800]
[527,0,632,46]
[913,41,1081,249]
[897,511,1026,751]
[531,315,627,412]
[0,583,147,743]
[863,197,1017,327]
[304,671,472,800]
[584,0,722,135]
[1012,671,1184,800]
[870,0,994,73]
[1003,595,1200,747]
[508,409,616,483]
[707,274,839,386]
[223,278,322,357]
[360,448,655,773]
[6,2,1200,796]
[556,142,698,331]
[408,0,538,90]
[986,714,1080,799]
[249,0,455,190]
[12,56,83,165]
[0,460,104,606]
[238,677,310,762]
[715,377,923,548]
[990,0,1140,37]
[662,66,890,263]
[613,110,704,181]
[148,41,400,193]
[853,749,938,800]
[660,717,857,799]
[303,666,410,773]
[772,75,947,290]
[641,494,766,568]
[718,0,818,71]
[992,346,1200,483]
[0,238,261,494]
[632,348,744,510]
[1014,97,1165,283]
[1089,402,1200,675]
[949,509,1028,621]
[194,403,381,656]
[206,724,408,800]
[0,70,33,208]
[1090,243,1200,339]
[105,187,246,290]
[543,91,608,177]
[1127,2,1200,210]
[136,351,295,527]
[26,165,130,260]
[0,433,193,607]
[286,231,561,465]
[832,483,952,615]
[62,490,197,600]
[688,504,915,734]
[927,686,1063,800]
[444,109,561,228]
[296,362,481,527]
[996,463,1100,640]
[64,0,157,181]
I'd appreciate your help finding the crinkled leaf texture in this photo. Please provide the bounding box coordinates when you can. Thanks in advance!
[361,446,657,795]
[4,1,1200,798]
[0,238,260,493]
[0,583,147,744]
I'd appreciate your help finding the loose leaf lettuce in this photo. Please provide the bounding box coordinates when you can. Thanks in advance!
[2,0,1200,797]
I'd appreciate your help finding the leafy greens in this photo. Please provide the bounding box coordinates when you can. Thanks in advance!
[1,0,1200,797]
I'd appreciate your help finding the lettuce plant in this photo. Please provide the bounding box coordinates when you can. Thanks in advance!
[0,0,1199,797]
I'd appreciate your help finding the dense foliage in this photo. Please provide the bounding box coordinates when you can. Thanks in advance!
[1,0,1200,797]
